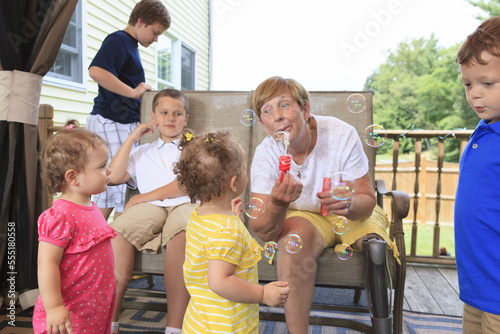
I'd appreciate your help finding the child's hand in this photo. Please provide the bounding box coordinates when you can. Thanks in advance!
[124,193,147,211]
[130,82,152,99]
[130,122,155,142]
[262,281,289,307]
[45,304,73,334]
[231,197,244,220]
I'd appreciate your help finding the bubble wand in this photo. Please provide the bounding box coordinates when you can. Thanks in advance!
[273,131,291,183]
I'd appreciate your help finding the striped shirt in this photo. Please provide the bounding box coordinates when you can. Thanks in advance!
[182,209,263,333]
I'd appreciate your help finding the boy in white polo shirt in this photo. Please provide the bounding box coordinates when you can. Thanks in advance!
[107,89,195,334]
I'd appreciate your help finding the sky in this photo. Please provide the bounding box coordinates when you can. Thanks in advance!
[211,0,484,91]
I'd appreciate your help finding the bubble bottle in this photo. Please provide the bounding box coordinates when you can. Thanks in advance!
[273,131,291,183]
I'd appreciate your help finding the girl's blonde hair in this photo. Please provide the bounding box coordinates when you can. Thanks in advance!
[174,129,244,203]
[40,119,108,194]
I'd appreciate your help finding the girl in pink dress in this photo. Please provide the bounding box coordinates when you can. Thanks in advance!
[33,120,117,334]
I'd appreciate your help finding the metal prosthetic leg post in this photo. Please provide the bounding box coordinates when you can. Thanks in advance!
[363,237,392,334]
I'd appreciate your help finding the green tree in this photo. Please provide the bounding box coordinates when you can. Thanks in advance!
[468,0,500,19]
[364,36,478,161]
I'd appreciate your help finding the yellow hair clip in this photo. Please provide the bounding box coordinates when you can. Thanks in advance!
[185,133,193,141]
[205,135,213,143]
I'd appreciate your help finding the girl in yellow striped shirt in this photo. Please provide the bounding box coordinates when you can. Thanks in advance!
[175,130,289,333]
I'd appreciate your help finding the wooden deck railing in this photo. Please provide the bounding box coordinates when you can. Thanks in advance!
[375,129,473,266]
[39,105,473,265]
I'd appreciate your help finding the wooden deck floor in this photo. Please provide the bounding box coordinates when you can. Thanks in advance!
[404,264,462,317]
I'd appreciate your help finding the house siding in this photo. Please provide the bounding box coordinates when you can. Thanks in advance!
[40,0,210,126]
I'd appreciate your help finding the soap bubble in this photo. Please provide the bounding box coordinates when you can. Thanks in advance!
[241,109,256,126]
[364,124,387,147]
[263,241,278,259]
[346,93,367,114]
[330,172,356,201]
[244,197,265,219]
[273,131,290,156]
[332,216,349,235]
[283,234,303,254]
[252,175,273,193]
[337,244,353,261]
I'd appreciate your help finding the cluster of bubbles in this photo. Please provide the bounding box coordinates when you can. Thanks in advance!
[263,236,352,261]
[262,233,304,260]
[346,93,387,148]
[326,171,354,260]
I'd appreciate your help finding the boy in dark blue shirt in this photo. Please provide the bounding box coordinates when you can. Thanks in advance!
[86,0,170,222]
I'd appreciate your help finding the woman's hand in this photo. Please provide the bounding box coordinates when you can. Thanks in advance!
[317,190,351,216]
[45,304,73,334]
[316,172,376,220]
[270,172,303,207]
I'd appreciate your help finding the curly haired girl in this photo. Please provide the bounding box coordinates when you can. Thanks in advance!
[174,129,289,333]
[33,120,116,334]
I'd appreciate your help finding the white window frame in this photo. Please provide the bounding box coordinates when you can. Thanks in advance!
[156,32,196,90]
[43,0,87,91]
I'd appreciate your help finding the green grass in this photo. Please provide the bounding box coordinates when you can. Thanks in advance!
[402,223,455,257]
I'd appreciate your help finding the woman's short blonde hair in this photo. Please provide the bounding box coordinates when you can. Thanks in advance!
[252,76,310,118]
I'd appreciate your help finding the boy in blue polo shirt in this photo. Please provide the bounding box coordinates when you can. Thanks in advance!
[86,0,171,221]
[455,16,500,333]
[107,89,196,334]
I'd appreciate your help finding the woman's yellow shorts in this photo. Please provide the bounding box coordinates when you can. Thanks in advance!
[286,205,399,260]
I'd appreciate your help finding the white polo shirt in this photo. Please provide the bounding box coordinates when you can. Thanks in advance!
[126,138,191,207]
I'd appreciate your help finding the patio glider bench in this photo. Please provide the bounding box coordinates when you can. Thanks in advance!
[123,90,410,334]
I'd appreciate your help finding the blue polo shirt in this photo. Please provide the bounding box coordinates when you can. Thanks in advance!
[90,30,144,123]
[454,119,500,315]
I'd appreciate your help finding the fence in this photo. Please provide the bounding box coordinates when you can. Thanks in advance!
[376,158,459,225]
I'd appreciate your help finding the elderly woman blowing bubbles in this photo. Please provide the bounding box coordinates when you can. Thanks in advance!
[249,76,398,334]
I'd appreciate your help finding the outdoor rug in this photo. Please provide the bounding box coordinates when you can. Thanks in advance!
[0,275,462,333]
[0,298,462,334]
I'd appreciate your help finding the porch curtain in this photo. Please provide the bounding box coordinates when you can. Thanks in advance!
[0,0,78,308]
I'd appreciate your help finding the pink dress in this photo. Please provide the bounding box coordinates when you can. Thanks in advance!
[32,199,117,334]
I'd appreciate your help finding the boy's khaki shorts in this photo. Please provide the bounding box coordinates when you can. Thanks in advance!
[463,303,500,334]
[110,202,197,254]
[286,205,399,261]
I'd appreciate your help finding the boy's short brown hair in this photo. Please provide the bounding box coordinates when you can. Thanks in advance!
[457,16,500,65]
[153,88,189,115]
[252,76,310,119]
[129,0,171,29]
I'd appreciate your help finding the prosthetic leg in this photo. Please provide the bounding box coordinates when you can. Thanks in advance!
[363,236,392,334]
